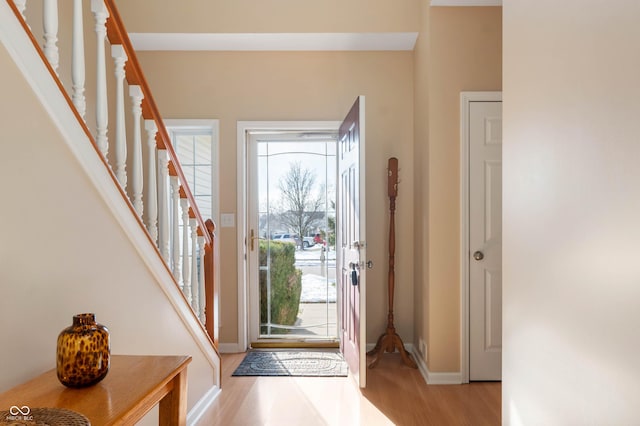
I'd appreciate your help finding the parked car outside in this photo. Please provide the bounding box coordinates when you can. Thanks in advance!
[272,233,315,248]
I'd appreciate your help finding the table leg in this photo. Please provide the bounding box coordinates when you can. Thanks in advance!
[159,369,188,426]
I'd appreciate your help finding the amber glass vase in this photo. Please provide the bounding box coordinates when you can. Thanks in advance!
[56,313,110,388]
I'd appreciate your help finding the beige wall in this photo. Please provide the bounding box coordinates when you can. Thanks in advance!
[504,1,640,422]
[22,0,502,372]
[135,50,415,345]
[134,6,503,362]
[425,7,502,372]
[115,0,420,34]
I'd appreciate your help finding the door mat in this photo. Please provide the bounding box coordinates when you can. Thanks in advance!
[232,350,348,377]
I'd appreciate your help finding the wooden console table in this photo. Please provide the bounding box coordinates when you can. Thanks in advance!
[0,355,191,426]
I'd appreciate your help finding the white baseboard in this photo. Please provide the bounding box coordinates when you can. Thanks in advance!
[425,370,463,385]
[219,343,245,353]
[412,348,463,385]
[187,385,221,426]
[413,348,429,383]
[367,342,462,385]
[365,342,415,352]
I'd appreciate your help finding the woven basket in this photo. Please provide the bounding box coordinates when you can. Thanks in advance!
[0,407,90,426]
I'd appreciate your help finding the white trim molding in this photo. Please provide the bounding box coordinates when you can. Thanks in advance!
[218,343,245,354]
[365,343,463,384]
[237,121,340,350]
[187,385,221,426]
[459,91,502,384]
[366,343,415,353]
[431,0,502,6]
[130,32,418,52]
[414,353,464,385]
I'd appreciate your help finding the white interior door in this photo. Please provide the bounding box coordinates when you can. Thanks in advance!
[469,100,502,381]
[337,96,366,388]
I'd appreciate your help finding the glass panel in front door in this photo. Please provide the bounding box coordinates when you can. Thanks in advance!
[257,139,337,339]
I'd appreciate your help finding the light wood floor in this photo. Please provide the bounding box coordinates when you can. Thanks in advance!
[196,352,501,425]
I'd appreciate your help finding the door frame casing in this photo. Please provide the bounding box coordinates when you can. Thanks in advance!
[236,121,340,351]
[459,92,502,383]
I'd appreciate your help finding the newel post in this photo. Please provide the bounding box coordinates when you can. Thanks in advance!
[204,219,216,343]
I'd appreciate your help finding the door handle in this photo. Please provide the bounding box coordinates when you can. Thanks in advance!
[250,229,262,251]
[352,241,366,249]
[473,251,484,261]
[350,263,359,286]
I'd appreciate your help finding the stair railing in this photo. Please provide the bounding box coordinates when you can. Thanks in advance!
[6,0,218,345]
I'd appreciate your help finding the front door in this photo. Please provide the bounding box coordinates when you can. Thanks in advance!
[469,100,503,381]
[337,96,367,388]
[246,129,338,343]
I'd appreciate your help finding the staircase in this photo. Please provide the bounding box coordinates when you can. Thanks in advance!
[0,0,220,422]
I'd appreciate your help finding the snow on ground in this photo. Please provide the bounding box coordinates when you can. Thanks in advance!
[301,273,336,303]
[294,245,336,267]
[294,245,337,303]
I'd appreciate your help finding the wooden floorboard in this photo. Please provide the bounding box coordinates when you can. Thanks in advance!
[197,352,501,425]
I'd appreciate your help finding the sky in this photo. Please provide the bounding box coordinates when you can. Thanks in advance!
[257,139,337,236]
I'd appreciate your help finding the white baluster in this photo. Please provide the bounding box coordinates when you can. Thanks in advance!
[197,234,206,323]
[157,149,170,262]
[91,0,109,157]
[111,45,128,188]
[181,198,192,303]
[14,0,27,20]
[43,0,59,73]
[145,120,158,243]
[129,86,144,216]
[71,0,86,118]
[189,217,199,312]
[170,175,181,282]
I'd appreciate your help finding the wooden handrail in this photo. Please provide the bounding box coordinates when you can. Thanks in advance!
[204,219,217,344]
[103,0,213,247]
